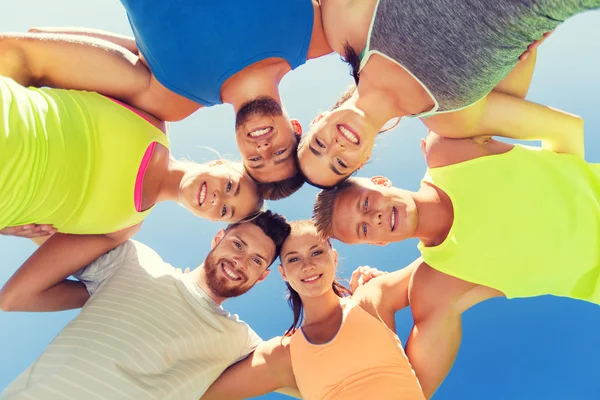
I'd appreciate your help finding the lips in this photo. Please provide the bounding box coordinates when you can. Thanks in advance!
[247,126,274,140]
[301,274,323,284]
[198,182,207,206]
[221,261,242,281]
[337,124,360,145]
[390,206,397,232]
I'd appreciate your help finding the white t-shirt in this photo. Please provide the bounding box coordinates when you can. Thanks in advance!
[2,241,262,400]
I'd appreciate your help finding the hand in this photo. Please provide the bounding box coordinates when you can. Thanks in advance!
[350,265,387,293]
[0,224,57,238]
[519,31,553,61]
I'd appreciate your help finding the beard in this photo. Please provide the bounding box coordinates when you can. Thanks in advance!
[235,96,283,129]
[203,250,253,299]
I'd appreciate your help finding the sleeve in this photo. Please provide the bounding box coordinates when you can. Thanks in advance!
[72,240,135,296]
[235,324,264,363]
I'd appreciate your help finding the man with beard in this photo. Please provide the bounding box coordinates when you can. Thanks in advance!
[0,0,332,198]
[1,211,295,399]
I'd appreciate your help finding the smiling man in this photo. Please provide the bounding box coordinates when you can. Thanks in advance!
[1,211,293,399]
[0,0,335,198]
[312,99,600,397]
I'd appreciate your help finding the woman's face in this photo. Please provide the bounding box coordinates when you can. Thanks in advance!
[279,226,338,299]
[178,161,260,222]
[297,105,378,188]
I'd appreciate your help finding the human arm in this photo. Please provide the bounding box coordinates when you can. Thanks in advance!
[492,47,537,99]
[201,336,298,400]
[28,26,138,54]
[405,262,503,399]
[0,32,198,120]
[0,223,140,312]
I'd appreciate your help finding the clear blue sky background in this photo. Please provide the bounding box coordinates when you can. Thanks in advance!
[2,2,600,399]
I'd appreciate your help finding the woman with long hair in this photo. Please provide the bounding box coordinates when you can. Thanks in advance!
[201,220,425,399]
[0,44,262,312]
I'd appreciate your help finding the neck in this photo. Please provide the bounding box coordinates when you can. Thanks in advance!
[156,158,188,203]
[306,0,334,59]
[220,63,287,112]
[352,83,404,139]
[301,288,342,326]
[411,184,454,246]
[189,264,226,305]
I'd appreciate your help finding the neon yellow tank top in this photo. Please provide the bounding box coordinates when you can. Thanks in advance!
[0,77,170,234]
[418,144,600,304]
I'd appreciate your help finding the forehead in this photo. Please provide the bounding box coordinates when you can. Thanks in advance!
[282,229,327,256]
[298,146,344,187]
[226,224,276,258]
[331,183,372,243]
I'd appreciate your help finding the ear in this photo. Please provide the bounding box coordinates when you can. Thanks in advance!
[370,176,392,187]
[290,119,303,135]
[278,264,288,281]
[370,241,388,246]
[310,112,327,127]
[332,249,339,269]
[420,138,427,158]
[256,268,271,283]
[208,159,227,167]
[211,229,226,249]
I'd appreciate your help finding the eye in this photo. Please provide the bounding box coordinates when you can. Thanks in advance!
[311,250,323,257]
[363,197,369,211]
[234,241,242,250]
[315,138,326,149]
[274,148,287,156]
[287,257,300,263]
[221,205,227,218]
[252,257,261,265]
[226,181,232,193]
[249,156,261,162]
[336,159,348,168]
[362,223,368,237]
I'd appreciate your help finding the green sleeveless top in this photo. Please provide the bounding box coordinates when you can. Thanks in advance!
[0,77,170,234]
[418,144,600,304]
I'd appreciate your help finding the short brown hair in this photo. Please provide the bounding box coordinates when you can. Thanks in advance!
[312,178,361,238]
[255,135,305,200]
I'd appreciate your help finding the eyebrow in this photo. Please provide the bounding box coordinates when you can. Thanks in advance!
[274,152,293,165]
[248,163,265,169]
[310,145,344,176]
[255,253,268,264]
[356,196,362,239]
[235,235,248,248]
[230,206,236,220]
[283,244,319,259]
[309,145,322,157]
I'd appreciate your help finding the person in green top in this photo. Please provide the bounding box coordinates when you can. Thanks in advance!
[311,88,597,397]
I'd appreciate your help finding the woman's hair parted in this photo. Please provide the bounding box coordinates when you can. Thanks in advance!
[281,221,352,336]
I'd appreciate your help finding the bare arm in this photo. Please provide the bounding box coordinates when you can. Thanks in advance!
[405,263,503,399]
[492,47,537,99]
[0,224,139,312]
[202,337,298,400]
[0,32,198,120]
[29,26,138,54]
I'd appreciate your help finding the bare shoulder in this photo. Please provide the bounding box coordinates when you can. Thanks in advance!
[423,131,513,168]
[257,336,292,364]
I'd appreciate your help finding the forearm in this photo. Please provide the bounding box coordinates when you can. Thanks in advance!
[405,312,462,399]
[0,32,150,100]
[492,48,537,99]
[0,232,123,312]
[29,27,138,54]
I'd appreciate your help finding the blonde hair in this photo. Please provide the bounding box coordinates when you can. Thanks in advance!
[312,178,361,238]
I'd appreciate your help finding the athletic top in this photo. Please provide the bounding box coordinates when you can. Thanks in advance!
[360,0,600,117]
[120,0,314,106]
[289,298,425,400]
[2,241,263,399]
[419,145,600,304]
[0,76,170,234]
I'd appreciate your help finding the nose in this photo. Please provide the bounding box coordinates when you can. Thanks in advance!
[371,210,383,226]
[256,140,271,153]
[301,261,316,273]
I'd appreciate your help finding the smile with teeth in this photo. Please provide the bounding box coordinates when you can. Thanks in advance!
[391,206,397,231]
[222,262,242,281]
[302,274,323,284]
[337,124,359,145]
[198,182,207,206]
[247,127,273,138]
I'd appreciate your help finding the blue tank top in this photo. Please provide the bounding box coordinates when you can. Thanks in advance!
[120,0,314,106]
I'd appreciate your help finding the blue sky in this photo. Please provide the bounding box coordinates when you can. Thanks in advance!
[2,2,600,399]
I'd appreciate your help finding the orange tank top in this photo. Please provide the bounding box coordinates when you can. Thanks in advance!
[289,298,425,400]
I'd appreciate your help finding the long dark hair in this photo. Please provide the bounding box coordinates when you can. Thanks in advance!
[284,280,352,337]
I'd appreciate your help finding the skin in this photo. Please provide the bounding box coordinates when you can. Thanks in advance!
[299,0,548,187]
[201,224,424,400]
[0,0,332,183]
[325,101,584,397]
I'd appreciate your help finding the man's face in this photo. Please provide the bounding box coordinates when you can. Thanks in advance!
[203,223,276,298]
[331,178,418,245]
[235,97,301,183]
